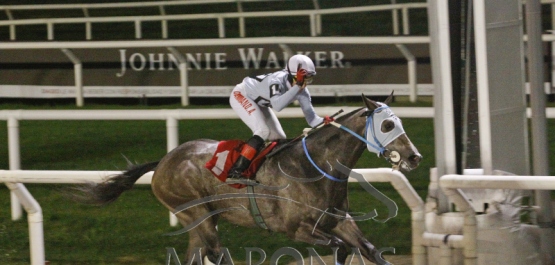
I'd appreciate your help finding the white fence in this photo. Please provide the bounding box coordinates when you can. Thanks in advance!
[0,168,423,265]
[0,107,433,221]
[3,107,555,265]
[439,174,555,264]
[3,106,554,221]
[0,106,432,265]
[0,2,432,107]
[0,1,427,40]
[3,1,555,108]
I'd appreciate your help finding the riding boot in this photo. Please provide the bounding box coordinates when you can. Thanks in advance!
[227,135,265,181]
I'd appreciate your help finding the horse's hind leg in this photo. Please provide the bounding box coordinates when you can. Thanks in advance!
[174,210,222,265]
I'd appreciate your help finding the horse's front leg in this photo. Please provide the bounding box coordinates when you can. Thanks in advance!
[292,221,350,265]
[331,218,392,265]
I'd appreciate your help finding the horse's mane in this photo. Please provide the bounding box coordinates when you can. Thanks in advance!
[335,107,365,123]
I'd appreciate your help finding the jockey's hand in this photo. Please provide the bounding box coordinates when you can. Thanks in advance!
[324,115,335,125]
[296,64,307,88]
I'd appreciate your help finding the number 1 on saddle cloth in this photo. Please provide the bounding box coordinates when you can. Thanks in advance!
[205,140,278,189]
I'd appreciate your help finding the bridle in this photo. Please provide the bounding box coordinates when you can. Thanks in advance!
[302,106,406,182]
[360,104,406,164]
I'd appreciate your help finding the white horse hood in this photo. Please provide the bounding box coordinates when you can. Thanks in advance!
[365,104,406,155]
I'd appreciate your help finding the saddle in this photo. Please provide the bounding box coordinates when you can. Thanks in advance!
[205,140,278,189]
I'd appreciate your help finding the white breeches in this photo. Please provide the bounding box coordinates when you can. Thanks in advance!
[230,84,286,141]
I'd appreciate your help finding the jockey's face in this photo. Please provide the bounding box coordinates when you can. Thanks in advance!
[305,75,314,85]
[294,75,314,85]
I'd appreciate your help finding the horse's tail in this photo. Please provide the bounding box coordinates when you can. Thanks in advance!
[71,161,159,206]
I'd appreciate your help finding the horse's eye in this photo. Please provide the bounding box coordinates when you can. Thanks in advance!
[382,120,395,132]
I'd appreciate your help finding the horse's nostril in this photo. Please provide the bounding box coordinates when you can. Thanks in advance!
[409,154,422,164]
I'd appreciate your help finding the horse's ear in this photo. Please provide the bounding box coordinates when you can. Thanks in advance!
[361,93,379,111]
[384,91,394,105]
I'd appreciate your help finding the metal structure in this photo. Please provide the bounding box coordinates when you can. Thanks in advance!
[0,1,426,40]
[427,0,554,264]
[439,173,555,265]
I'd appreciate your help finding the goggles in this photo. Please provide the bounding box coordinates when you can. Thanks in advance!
[295,75,314,85]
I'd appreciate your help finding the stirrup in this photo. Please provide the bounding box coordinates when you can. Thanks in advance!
[226,169,245,182]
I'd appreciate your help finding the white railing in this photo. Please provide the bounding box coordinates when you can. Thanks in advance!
[1,107,431,224]
[4,106,555,182]
[439,174,555,264]
[0,2,427,40]
[0,168,423,265]
[4,107,555,220]
[3,107,555,265]
[0,2,430,107]
[0,107,435,171]
[4,1,555,107]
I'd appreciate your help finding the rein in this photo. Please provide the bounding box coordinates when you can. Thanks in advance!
[302,106,399,182]
[302,137,347,182]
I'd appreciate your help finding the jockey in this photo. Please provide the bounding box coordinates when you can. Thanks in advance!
[227,54,333,181]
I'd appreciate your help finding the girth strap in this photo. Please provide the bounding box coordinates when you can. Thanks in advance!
[247,185,269,230]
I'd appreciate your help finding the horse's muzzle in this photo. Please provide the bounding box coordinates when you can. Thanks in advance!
[408,153,422,168]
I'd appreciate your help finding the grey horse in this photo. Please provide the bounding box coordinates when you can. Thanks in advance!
[76,94,421,265]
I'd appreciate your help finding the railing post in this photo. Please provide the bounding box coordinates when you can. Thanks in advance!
[551,4,555,94]
[82,8,92,40]
[168,47,189,106]
[439,244,452,265]
[5,182,45,265]
[237,2,246,37]
[159,5,168,39]
[526,1,554,263]
[217,16,225,38]
[402,7,410,35]
[161,20,168,39]
[391,1,400,35]
[8,117,23,221]
[85,22,92,40]
[309,13,317,37]
[166,117,179,153]
[395,44,417,102]
[5,9,16,40]
[166,117,179,227]
[312,0,321,36]
[61,49,84,107]
[47,22,54,40]
[135,20,142,39]
[179,62,189,106]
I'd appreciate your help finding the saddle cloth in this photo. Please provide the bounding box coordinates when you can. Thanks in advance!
[205,140,277,189]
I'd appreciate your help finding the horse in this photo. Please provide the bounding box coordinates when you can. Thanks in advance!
[75,93,421,265]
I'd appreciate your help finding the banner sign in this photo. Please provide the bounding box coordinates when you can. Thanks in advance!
[0,44,431,98]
